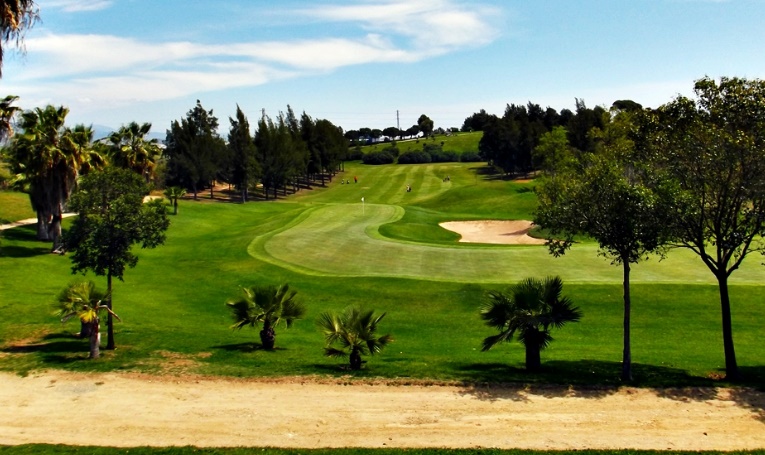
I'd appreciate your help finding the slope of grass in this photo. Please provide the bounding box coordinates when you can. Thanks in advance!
[0,191,35,224]
[359,131,482,156]
[0,162,763,387]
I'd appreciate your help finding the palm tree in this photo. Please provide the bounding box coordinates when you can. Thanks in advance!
[317,306,392,370]
[0,94,20,141]
[6,106,100,248]
[226,283,306,350]
[56,280,120,359]
[163,186,186,215]
[480,276,582,371]
[107,121,161,184]
[0,0,39,77]
[8,105,69,243]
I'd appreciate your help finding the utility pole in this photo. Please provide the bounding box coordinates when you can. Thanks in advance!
[396,110,400,135]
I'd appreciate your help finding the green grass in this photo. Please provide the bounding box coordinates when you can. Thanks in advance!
[0,162,763,387]
[0,191,35,224]
[359,131,482,156]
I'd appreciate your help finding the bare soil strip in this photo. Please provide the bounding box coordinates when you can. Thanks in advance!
[1,371,763,449]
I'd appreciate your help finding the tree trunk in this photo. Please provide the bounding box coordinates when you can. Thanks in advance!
[49,212,62,252]
[621,260,633,382]
[106,273,115,350]
[259,321,275,350]
[717,273,740,380]
[173,200,178,215]
[89,319,100,359]
[349,348,362,370]
[525,340,541,372]
[36,211,51,241]
[78,319,92,338]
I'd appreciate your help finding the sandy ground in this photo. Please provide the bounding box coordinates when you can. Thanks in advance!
[1,371,763,450]
[440,220,547,245]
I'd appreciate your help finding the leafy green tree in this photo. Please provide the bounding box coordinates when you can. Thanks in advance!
[284,106,309,190]
[317,306,392,370]
[227,105,259,202]
[461,109,497,132]
[0,0,39,77]
[567,98,608,153]
[649,76,765,380]
[56,280,120,359]
[382,126,400,140]
[532,126,572,174]
[480,276,582,371]
[535,110,675,381]
[107,121,161,185]
[255,113,299,199]
[164,100,225,199]
[417,114,434,137]
[64,167,169,350]
[163,186,186,215]
[226,283,306,350]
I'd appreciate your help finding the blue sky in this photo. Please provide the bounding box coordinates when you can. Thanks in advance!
[2,0,764,136]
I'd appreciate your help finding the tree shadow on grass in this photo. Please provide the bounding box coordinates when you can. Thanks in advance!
[1,332,89,365]
[211,342,285,353]
[0,225,52,258]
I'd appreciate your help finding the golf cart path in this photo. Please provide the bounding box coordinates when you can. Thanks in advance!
[1,371,763,449]
[0,214,76,231]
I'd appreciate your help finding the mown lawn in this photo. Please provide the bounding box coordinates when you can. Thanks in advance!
[0,162,763,387]
[0,190,35,225]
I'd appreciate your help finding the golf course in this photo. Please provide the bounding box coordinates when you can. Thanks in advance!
[1,160,764,453]
[1,160,763,383]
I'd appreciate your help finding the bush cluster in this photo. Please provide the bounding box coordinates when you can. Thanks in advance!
[362,150,396,165]
[396,142,480,164]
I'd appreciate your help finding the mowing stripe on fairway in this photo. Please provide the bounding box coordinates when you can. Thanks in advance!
[248,202,765,284]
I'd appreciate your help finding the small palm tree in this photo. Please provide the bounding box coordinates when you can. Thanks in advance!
[56,280,121,359]
[163,186,186,215]
[481,276,582,371]
[226,283,306,350]
[317,306,393,370]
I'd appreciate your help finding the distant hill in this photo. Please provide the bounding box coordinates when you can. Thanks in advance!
[359,131,482,155]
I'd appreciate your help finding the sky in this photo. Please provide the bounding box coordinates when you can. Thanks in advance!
[2,0,765,137]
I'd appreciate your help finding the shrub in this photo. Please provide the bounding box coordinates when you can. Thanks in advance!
[362,150,396,165]
[430,150,459,163]
[398,150,432,164]
[346,148,364,161]
[460,151,483,162]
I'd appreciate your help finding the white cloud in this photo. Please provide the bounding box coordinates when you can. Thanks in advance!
[298,0,501,53]
[42,0,113,13]
[5,0,500,120]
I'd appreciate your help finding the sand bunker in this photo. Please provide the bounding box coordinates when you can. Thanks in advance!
[440,220,546,245]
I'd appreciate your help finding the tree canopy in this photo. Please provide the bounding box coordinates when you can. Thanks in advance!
[648,76,765,380]
[65,167,169,350]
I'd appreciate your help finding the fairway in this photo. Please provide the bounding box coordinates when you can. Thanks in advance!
[251,164,764,285]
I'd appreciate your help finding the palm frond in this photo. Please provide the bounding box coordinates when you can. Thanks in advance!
[225,297,257,330]
[481,331,514,351]
[323,347,347,358]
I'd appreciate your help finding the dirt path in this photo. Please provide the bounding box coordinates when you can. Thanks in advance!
[1,371,763,449]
